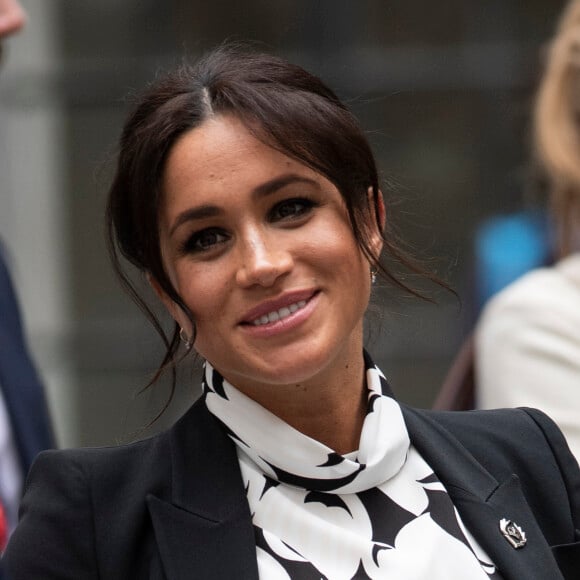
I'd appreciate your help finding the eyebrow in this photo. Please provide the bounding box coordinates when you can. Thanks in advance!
[169,173,319,236]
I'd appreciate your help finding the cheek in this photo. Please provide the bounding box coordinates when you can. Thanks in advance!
[310,227,366,273]
[325,232,371,297]
[174,264,229,322]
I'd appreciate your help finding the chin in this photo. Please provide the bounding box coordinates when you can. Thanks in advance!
[242,344,340,387]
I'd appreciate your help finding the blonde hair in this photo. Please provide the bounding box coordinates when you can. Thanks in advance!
[534,0,580,256]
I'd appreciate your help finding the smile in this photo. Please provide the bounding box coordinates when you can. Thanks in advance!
[239,289,320,337]
[251,300,308,326]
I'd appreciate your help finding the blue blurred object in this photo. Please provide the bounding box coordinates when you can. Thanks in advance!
[475,211,551,308]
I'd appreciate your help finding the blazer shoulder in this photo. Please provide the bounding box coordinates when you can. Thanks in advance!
[414,406,577,473]
[21,396,211,498]
[408,406,580,533]
[5,420,178,578]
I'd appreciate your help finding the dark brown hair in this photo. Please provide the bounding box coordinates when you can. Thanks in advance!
[107,43,436,387]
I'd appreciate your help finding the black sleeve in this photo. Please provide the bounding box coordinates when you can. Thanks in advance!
[521,407,580,539]
[3,449,99,579]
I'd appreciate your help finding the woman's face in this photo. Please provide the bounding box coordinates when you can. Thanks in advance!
[156,114,380,394]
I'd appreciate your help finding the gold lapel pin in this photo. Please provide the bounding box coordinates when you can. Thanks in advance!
[499,518,527,549]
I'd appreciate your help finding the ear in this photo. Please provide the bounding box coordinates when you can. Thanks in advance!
[368,187,386,258]
[147,272,193,337]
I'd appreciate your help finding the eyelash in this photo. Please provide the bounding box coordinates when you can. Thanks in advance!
[180,228,229,255]
[179,197,317,255]
[268,197,317,222]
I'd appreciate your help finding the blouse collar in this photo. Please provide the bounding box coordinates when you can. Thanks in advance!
[203,352,410,494]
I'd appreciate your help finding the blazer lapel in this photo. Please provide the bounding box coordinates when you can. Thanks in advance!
[147,399,259,580]
[402,406,565,580]
[146,392,570,579]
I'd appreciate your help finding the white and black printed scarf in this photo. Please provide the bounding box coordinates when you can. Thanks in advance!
[204,353,502,579]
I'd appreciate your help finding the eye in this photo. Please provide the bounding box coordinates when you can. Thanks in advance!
[269,198,316,222]
[180,228,229,254]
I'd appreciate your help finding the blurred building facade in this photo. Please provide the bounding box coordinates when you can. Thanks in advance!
[0,0,566,447]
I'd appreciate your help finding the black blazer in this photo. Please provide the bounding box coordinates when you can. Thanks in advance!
[5,398,580,579]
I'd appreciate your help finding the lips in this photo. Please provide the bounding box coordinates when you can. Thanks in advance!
[251,300,308,326]
[240,290,318,327]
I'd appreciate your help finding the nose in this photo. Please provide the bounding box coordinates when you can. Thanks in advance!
[235,229,293,288]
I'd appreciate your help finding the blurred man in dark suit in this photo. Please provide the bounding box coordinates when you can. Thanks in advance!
[0,0,55,567]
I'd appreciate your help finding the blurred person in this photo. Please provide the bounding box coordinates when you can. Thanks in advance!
[5,45,580,579]
[0,0,55,565]
[0,246,55,540]
[476,0,580,462]
[0,0,25,48]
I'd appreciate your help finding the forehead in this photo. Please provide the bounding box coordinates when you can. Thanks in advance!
[161,115,326,212]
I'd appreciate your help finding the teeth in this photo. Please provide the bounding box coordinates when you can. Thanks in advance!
[252,300,307,326]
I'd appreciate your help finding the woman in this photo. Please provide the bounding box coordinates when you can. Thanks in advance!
[476,0,580,462]
[5,45,580,579]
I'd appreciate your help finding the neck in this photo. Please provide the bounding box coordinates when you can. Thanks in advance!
[280,375,368,454]
[225,348,368,455]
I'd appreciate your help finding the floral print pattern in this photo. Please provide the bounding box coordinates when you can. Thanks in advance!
[204,355,502,579]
